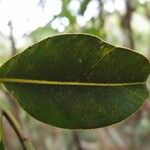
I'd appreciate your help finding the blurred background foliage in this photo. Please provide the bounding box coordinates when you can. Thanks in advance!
[0,0,150,149]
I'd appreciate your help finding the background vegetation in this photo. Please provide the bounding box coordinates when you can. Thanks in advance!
[0,0,150,149]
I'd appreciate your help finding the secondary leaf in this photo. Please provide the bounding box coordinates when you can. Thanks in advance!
[0,34,150,129]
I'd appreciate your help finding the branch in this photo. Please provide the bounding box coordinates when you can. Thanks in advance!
[121,0,135,49]
[0,102,34,150]
[72,131,83,150]
[3,112,27,150]
[8,21,16,56]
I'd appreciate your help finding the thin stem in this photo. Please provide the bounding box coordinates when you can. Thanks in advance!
[0,102,34,150]
[2,111,27,150]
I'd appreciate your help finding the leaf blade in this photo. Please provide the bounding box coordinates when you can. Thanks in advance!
[0,34,150,129]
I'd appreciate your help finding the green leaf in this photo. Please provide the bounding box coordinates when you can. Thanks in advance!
[0,34,149,129]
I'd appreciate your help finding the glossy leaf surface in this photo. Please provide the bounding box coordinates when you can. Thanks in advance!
[0,34,150,129]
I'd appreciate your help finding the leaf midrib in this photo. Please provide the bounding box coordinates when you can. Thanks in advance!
[0,78,145,87]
